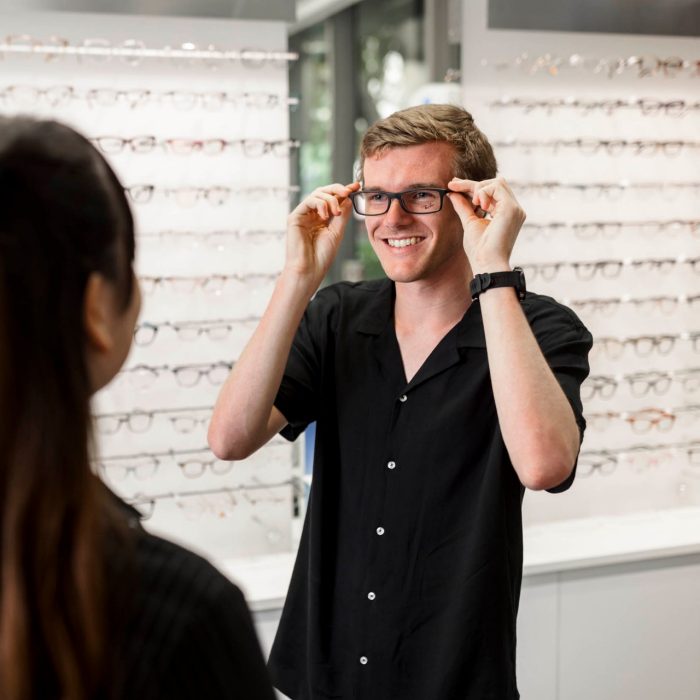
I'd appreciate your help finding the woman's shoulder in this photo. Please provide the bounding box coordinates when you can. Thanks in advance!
[133,528,245,607]
[105,492,245,610]
[107,508,275,699]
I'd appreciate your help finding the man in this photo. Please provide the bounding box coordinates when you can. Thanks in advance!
[209,104,592,699]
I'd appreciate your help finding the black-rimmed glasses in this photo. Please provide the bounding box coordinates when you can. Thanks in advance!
[350,188,449,216]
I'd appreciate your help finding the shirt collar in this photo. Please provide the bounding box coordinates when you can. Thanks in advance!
[456,301,486,349]
[354,278,395,335]
[355,278,486,349]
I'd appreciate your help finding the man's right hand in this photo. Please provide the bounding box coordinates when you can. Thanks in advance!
[209,181,360,461]
[285,182,360,287]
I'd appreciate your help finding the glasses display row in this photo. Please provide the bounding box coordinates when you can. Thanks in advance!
[522,256,700,281]
[481,52,699,78]
[587,405,700,433]
[579,440,700,477]
[565,294,700,316]
[134,317,261,346]
[115,362,233,389]
[96,405,214,435]
[127,481,293,529]
[521,220,699,240]
[98,442,292,480]
[590,332,700,359]
[124,185,299,206]
[0,34,298,66]
[101,450,234,480]
[512,182,700,200]
[494,138,700,156]
[490,96,700,116]
[583,369,700,400]
[94,136,300,157]
[137,229,285,249]
[0,84,298,110]
[137,273,276,295]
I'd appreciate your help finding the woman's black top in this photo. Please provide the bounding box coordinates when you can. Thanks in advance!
[106,494,277,700]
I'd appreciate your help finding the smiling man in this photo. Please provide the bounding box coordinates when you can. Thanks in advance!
[209,104,593,700]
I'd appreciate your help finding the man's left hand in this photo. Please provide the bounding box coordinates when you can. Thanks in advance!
[447,177,526,274]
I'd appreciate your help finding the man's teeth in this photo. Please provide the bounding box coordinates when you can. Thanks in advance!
[387,237,421,248]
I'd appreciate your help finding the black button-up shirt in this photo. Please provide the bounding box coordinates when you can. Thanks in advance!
[270,279,592,700]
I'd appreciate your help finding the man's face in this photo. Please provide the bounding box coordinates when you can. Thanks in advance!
[362,142,465,284]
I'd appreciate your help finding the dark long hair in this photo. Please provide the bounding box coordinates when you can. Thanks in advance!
[0,117,136,699]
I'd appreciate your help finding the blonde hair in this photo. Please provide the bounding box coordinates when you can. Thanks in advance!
[358,104,497,182]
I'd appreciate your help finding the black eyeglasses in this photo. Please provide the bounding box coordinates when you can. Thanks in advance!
[350,188,449,216]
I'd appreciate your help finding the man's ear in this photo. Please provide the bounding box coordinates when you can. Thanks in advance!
[84,272,114,352]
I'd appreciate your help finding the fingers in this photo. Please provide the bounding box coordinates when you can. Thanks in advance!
[317,181,360,201]
[311,191,344,219]
[448,176,523,220]
[292,182,360,221]
[447,190,478,223]
[448,177,496,216]
[447,191,489,221]
[447,178,478,193]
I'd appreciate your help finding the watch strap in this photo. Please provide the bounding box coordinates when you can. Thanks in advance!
[470,268,526,302]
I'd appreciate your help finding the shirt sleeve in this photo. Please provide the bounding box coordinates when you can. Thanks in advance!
[163,576,277,700]
[525,297,593,493]
[274,289,333,442]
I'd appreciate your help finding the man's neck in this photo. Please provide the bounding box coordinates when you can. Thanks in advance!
[393,258,474,334]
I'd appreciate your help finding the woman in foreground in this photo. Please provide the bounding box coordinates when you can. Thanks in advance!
[0,116,276,700]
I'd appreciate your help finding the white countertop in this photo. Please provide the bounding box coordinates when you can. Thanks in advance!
[220,553,295,612]
[219,506,700,611]
[522,506,700,575]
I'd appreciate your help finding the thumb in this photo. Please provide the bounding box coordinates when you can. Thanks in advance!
[447,191,479,227]
[327,197,354,239]
[332,196,354,227]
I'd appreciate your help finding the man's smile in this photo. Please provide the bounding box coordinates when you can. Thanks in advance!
[382,236,426,249]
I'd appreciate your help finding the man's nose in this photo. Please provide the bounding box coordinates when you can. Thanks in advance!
[383,197,413,226]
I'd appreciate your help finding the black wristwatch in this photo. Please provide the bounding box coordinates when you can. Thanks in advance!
[470,267,526,302]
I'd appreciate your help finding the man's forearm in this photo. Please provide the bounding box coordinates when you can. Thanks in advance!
[479,287,580,490]
[208,270,316,460]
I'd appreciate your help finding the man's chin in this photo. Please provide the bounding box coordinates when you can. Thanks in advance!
[381,266,423,284]
[374,251,431,283]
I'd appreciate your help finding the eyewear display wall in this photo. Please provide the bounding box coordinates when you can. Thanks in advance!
[0,10,300,561]
[461,11,699,530]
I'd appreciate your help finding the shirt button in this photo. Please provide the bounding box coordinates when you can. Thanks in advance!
[376,527,385,536]
[368,591,376,600]
[387,460,396,470]
[399,394,407,402]
[360,656,368,665]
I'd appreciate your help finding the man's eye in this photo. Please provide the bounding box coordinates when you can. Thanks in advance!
[411,190,436,200]
[368,193,387,202]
